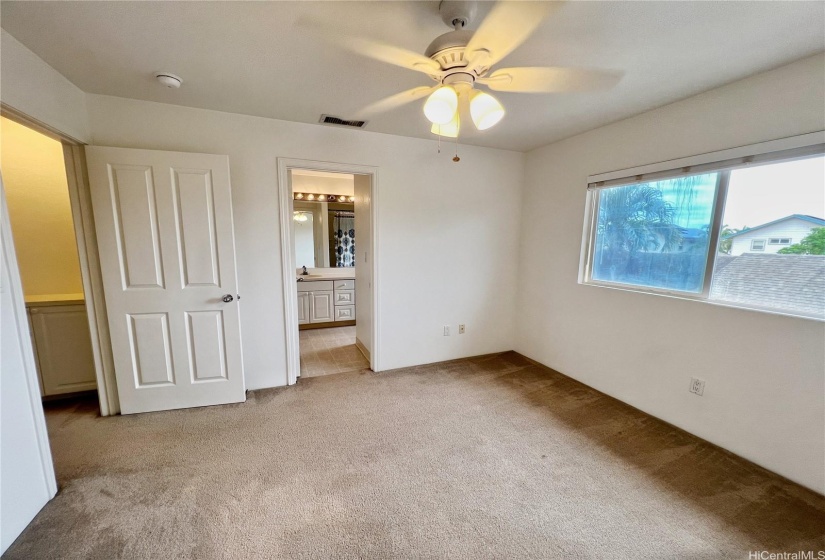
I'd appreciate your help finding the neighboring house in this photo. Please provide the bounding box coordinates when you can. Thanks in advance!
[724,214,825,255]
[711,253,825,317]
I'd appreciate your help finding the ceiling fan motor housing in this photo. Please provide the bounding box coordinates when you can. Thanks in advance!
[426,30,473,70]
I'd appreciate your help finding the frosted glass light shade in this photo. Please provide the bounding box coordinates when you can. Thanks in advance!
[424,86,459,125]
[431,112,460,138]
[470,91,505,130]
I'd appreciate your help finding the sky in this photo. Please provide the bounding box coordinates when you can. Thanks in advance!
[722,155,825,231]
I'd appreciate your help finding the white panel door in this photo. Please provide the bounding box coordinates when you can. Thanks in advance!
[309,291,334,323]
[86,147,244,414]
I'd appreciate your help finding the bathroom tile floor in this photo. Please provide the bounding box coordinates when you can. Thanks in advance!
[299,325,370,378]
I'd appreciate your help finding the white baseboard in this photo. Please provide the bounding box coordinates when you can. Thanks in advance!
[355,337,370,362]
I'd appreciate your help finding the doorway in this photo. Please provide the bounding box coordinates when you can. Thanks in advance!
[0,115,102,412]
[0,108,117,416]
[277,159,379,384]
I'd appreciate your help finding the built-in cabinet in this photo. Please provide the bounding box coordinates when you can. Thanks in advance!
[297,278,355,326]
[26,301,97,396]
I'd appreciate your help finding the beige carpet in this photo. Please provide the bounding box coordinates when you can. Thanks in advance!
[5,352,824,559]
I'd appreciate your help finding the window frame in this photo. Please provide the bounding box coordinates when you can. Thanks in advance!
[767,238,791,245]
[750,239,766,251]
[579,132,825,320]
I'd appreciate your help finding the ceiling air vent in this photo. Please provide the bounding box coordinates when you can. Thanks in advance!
[319,114,367,129]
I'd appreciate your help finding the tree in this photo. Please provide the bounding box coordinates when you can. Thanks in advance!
[718,225,740,254]
[597,185,682,255]
[778,227,825,255]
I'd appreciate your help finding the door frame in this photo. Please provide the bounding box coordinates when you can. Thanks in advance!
[1,104,118,415]
[276,158,380,384]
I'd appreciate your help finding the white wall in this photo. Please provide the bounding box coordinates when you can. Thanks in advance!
[292,174,354,196]
[1,183,57,554]
[0,116,84,298]
[86,94,523,388]
[517,53,825,493]
[0,29,89,143]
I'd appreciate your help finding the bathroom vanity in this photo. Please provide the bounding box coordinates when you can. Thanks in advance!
[297,276,356,327]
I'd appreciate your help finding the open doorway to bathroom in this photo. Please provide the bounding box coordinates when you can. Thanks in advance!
[0,115,100,415]
[292,169,368,377]
[277,159,379,384]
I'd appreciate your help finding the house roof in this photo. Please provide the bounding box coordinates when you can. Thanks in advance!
[710,253,825,317]
[723,215,825,239]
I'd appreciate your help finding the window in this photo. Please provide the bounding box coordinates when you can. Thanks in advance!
[582,140,825,320]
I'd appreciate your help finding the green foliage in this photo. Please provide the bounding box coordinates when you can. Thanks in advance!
[778,227,825,255]
[718,225,740,254]
[597,185,682,255]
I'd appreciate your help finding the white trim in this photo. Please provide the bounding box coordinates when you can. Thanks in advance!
[276,158,380,385]
[63,145,118,415]
[0,177,58,498]
[582,281,824,322]
[587,131,825,184]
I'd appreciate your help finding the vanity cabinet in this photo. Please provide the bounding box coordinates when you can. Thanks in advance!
[297,278,356,325]
[297,280,333,325]
[26,301,97,396]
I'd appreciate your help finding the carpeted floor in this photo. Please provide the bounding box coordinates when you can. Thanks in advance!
[5,352,824,559]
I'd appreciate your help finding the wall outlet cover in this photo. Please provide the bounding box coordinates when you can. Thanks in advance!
[689,377,705,396]
[458,324,465,334]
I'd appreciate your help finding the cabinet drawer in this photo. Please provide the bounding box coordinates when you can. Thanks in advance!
[297,280,332,292]
[333,279,354,291]
[334,305,355,321]
[334,290,355,306]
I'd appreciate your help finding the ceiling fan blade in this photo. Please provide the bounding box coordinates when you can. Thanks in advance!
[478,67,623,93]
[297,18,442,76]
[465,1,561,68]
[356,86,438,117]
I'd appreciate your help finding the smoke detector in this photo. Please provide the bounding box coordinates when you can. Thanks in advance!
[154,72,182,88]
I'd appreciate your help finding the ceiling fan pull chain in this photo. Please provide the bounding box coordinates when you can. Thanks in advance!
[453,135,460,163]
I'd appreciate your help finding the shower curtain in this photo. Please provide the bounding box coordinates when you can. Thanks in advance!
[333,213,355,267]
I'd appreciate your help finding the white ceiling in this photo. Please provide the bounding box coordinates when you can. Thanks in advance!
[1,1,823,152]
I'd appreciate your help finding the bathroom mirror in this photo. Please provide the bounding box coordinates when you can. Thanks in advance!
[293,200,355,269]
[291,169,356,270]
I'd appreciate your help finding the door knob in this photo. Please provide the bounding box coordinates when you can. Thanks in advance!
[222,294,234,303]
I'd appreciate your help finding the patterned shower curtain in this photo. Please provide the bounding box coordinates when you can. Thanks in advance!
[333,213,355,267]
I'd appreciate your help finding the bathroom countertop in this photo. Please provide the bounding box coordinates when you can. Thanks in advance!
[296,274,355,281]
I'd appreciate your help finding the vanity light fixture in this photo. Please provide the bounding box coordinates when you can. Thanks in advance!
[292,192,356,203]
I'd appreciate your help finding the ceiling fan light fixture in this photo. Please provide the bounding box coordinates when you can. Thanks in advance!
[431,112,460,139]
[470,91,505,131]
[423,86,459,125]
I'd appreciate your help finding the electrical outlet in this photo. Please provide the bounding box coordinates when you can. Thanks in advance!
[458,324,466,334]
[689,377,705,396]
[443,325,450,336]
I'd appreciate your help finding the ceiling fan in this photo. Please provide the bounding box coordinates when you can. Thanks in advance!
[303,1,623,140]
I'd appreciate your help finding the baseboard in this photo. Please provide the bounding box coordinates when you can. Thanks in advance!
[355,337,370,361]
